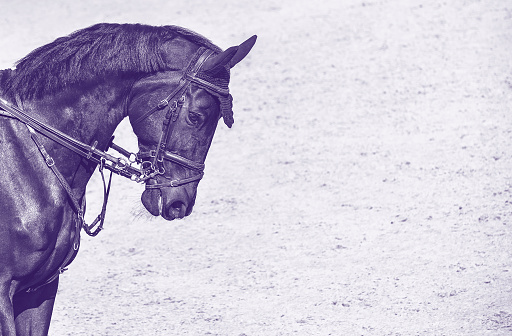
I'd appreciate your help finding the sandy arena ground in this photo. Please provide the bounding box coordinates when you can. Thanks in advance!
[1,0,512,335]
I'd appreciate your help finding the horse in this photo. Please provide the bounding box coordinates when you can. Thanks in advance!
[0,23,256,335]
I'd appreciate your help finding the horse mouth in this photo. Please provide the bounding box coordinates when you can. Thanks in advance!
[141,189,162,216]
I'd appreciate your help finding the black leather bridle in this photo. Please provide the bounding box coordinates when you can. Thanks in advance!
[132,47,221,189]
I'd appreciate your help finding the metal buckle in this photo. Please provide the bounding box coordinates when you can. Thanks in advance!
[116,157,127,169]
[45,157,55,167]
[157,99,169,109]
[128,153,137,163]
[141,161,154,175]
[87,140,98,159]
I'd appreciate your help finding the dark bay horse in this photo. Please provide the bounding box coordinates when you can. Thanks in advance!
[0,23,256,335]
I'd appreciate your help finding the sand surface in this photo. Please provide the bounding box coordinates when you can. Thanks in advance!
[1,0,511,335]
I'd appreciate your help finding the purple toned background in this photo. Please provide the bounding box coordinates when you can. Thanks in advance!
[1,0,511,334]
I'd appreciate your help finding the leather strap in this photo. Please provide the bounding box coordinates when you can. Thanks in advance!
[24,125,83,292]
[0,98,143,180]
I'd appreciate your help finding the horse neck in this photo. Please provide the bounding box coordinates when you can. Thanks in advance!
[21,77,134,192]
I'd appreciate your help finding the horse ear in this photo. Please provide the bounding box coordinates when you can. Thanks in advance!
[201,46,238,73]
[201,35,257,73]
[229,35,257,68]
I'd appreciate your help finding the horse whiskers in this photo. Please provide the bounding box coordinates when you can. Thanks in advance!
[129,199,156,223]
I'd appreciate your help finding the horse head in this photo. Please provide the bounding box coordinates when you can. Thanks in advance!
[127,36,256,220]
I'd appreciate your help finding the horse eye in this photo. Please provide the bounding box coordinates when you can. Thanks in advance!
[187,112,202,126]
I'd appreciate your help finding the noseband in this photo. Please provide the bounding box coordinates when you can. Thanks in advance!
[133,47,228,189]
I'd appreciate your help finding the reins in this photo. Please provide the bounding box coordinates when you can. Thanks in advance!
[0,98,143,180]
[0,97,125,229]
[0,98,123,292]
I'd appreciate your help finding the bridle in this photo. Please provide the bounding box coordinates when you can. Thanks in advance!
[0,46,228,292]
[0,47,227,196]
[132,47,223,189]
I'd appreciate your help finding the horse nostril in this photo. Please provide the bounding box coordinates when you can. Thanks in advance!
[166,201,187,220]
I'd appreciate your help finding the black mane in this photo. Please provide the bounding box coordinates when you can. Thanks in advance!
[4,23,221,99]
[0,69,13,97]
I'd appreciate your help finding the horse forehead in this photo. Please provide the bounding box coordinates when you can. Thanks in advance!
[189,88,216,109]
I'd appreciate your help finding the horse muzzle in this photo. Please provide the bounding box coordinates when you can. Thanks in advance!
[141,181,196,220]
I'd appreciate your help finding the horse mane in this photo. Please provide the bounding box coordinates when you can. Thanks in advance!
[4,23,221,99]
[0,69,13,97]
